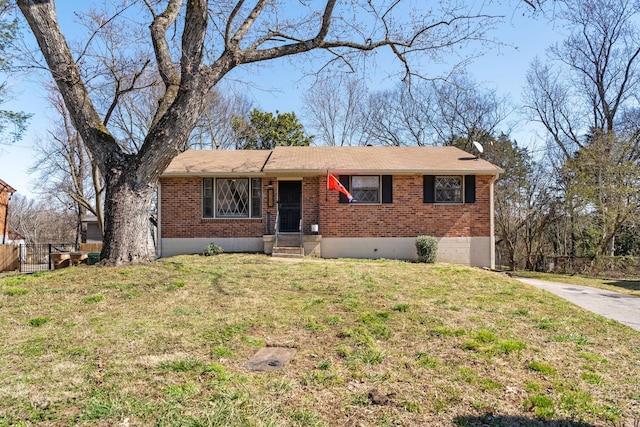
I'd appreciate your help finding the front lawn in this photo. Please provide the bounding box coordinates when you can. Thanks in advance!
[1,254,638,426]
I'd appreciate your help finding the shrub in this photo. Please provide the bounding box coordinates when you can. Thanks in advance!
[416,236,438,263]
[203,243,223,256]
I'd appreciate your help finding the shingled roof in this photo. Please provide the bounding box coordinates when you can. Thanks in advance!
[0,178,16,193]
[162,146,503,176]
[163,150,271,175]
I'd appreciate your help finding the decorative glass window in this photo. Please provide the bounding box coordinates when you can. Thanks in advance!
[202,178,262,218]
[351,175,380,203]
[217,178,248,217]
[435,176,462,203]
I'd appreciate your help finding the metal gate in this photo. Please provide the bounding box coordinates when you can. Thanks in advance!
[19,243,77,273]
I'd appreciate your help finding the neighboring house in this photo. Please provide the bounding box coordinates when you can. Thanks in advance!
[5,231,25,245]
[158,146,503,268]
[5,232,26,263]
[0,179,16,244]
[81,215,103,243]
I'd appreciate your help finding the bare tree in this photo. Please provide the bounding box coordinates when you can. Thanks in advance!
[302,75,370,146]
[190,88,253,149]
[17,0,509,264]
[31,87,105,246]
[489,134,530,269]
[431,74,511,150]
[361,73,510,148]
[8,193,75,244]
[525,0,640,157]
[365,83,433,146]
[524,0,640,261]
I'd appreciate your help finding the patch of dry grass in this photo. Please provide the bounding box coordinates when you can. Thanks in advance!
[0,254,639,426]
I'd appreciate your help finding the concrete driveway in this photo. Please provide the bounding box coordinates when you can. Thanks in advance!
[515,277,640,332]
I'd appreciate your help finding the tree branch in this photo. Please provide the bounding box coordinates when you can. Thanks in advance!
[146,0,183,129]
[17,0,120,173]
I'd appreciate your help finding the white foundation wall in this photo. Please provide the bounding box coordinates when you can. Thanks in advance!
[321,236,494,269]
[160,236,495,269]
[160,238,264,257]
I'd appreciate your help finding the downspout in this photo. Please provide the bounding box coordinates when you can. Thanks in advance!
[489,174,499,270]
[156,182,162,259]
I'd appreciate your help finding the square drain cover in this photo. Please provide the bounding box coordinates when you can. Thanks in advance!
[245,347,297,371]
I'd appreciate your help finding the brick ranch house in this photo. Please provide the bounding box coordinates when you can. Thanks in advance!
[158,146,503,268]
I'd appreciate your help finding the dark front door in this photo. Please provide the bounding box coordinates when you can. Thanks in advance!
[278,181,302,232]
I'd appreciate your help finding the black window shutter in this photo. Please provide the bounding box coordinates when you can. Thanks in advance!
[339,175,350,204]
[382,175,393,203]
[465,175,476,204]
[423,175,435,203]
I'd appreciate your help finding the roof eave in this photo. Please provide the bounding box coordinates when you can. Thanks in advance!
[161,171,266,177]
[264,168,504,175]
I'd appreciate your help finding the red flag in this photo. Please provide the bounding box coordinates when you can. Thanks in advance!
[327,173,353,202]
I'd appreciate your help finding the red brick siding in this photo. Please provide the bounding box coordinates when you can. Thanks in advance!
[160,177,268,238]
[302,176,320,233]
[318,175,492,238]
[160,174,493,239]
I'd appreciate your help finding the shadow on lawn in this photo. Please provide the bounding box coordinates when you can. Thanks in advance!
[604,279,640,293]
[453,414,597,427]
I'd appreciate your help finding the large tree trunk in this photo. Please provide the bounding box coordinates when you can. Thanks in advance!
[100,170,156,264]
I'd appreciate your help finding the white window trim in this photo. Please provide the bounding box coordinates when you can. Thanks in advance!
[350,175,381,205]
[202,177,262,219]
[434,175,463,204]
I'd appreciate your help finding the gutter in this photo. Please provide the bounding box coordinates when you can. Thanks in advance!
[263,168,504,176]
[156,182,162,259]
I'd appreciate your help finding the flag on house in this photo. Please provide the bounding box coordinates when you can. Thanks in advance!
[327,173,353,202]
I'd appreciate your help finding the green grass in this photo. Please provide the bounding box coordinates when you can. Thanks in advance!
[0,254,638,426]
[27,316,53,327]
[527,360,556,375]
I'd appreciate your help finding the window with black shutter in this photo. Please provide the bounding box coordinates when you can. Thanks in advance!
[464,175,476,204]
[337,175,393,204]
[338,175,350,204]
[423,175,435,203]
[424,175,475,204]
[382,175,393,204]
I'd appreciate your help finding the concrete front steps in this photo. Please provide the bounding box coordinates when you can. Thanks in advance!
[263,234,322,258]
[272,233,304,259]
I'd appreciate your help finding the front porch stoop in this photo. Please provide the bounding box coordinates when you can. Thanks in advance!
[272,233,304,259]
[263,234,322,258]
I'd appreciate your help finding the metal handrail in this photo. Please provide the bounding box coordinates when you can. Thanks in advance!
[274,210,280,249]
[299,219,303,256]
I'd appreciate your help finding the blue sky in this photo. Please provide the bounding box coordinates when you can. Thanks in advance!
[1,3,564,199]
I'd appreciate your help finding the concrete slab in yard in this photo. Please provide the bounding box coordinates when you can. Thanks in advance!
[245,347,297,372]
[515,277,640,332]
